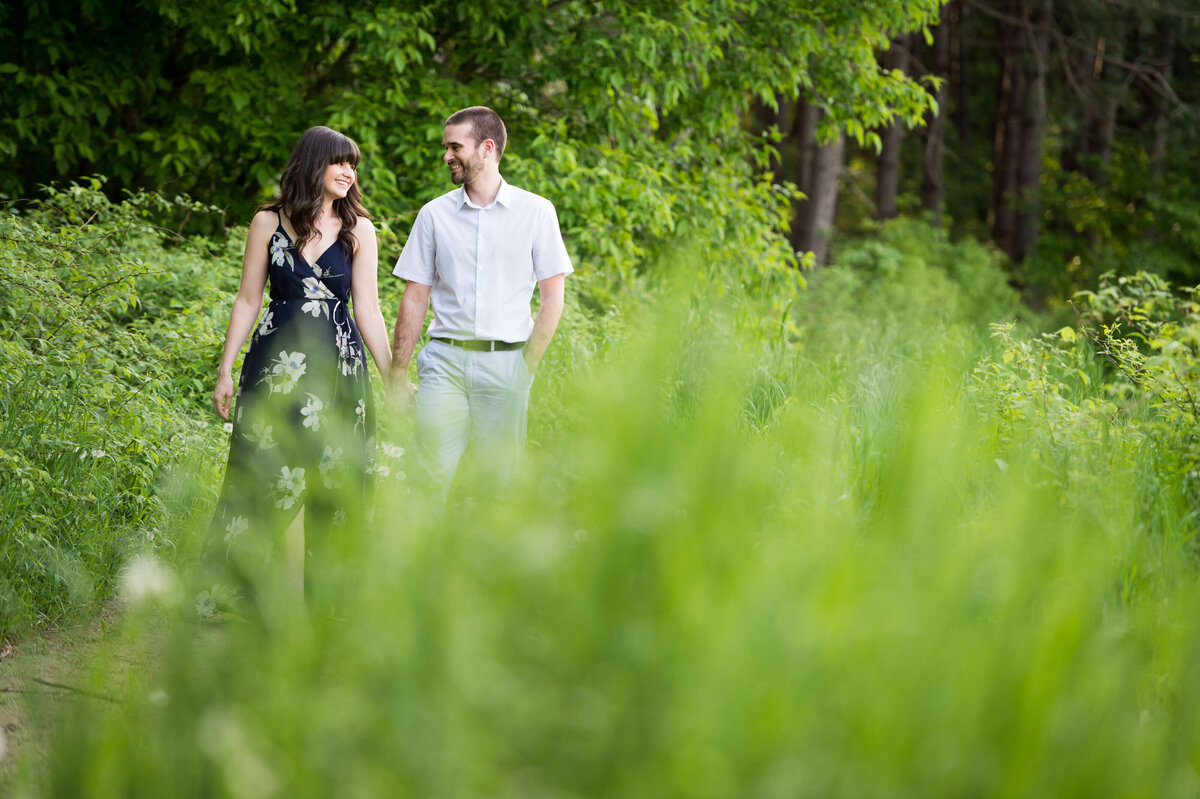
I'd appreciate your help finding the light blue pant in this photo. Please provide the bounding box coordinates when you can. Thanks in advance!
[414,339,532,499]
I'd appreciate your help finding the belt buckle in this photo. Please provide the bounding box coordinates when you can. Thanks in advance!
[489,341,497,352]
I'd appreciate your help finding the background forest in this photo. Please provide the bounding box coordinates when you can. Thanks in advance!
[3,1,1200,796]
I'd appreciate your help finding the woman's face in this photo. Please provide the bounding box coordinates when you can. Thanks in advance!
[322,161,356,201]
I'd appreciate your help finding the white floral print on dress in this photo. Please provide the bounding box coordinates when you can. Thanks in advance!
[262,350,307,395]
[224,516,249,543]
[301,393,325,432]
[257,309,276,337]
[319,445,345,488]
[243,419,277,450]
[301,299,330,319]
[269,231,294,270]
[302,277,336,300]
[274,466,306,510]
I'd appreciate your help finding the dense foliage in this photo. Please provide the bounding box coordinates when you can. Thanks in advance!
[0,0,945,285]
[0,184,232,636]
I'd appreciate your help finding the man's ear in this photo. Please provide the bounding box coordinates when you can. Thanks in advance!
[483,138,496,159]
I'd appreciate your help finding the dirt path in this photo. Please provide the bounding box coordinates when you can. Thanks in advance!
[0,600,126,790]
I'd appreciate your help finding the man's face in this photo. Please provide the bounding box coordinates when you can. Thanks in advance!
[443,123,486,186]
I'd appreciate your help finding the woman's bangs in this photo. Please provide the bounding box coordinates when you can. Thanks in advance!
[328,135,361,167]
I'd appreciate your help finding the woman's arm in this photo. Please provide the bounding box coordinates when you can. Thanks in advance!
[350,216,393,378]
[211,210,274,420]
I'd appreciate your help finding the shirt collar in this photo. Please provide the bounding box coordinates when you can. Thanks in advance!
[455,178,513,211]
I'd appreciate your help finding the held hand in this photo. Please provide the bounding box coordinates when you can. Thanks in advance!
[212,374,235,420]
[387,369,416,412]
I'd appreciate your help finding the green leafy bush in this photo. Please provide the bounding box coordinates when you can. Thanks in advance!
[1074,271,1200,471]
[819,218,1020,329]
[0,182,228,638]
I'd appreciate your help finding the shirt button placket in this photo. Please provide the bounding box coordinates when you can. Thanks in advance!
[476,208,485,338]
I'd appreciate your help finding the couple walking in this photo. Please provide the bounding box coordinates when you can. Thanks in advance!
[208,106,571,589]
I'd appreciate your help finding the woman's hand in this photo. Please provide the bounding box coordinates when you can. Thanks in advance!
[212,374,235,420]
[386,368,416,413]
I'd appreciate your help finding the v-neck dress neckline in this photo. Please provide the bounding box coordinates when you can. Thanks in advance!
[276,219,340,270]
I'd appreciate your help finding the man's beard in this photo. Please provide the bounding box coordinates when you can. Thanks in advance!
[450,158,479,185]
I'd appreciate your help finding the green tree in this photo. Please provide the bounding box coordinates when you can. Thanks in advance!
[2,1,943,279]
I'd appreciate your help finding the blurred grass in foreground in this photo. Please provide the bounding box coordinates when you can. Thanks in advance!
[13,262,1200,798]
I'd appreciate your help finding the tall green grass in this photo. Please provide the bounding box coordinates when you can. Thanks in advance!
[0,184,230,637]
[13,252,1200,797]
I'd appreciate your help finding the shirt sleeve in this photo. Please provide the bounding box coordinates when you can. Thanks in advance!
[392,205,436,285]
[531,200,574,281]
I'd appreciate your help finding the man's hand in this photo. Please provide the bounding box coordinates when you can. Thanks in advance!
[523,273,565,380]
[387,368,417,412]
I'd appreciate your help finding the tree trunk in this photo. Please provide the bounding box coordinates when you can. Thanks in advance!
[1148,24,1175,192]
[875,35,911,221]
[795,113,845,266]
[922,10,951,221]
[949,0,969,143]
[989,12,1020,253]
[792,96,819,199]
[990,0,1051,261]
[1064,31,1120,185]
[1009,0,1051,261]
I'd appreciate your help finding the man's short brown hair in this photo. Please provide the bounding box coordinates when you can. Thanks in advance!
[446,106,507,162]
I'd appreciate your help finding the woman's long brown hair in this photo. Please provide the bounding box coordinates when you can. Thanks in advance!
[264,126,368,258]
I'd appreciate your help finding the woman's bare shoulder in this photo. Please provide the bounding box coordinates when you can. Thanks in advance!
[250,209,279,230]
[353,215,377,237]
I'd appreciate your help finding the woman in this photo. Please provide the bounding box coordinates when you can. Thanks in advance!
[209,126,391,602]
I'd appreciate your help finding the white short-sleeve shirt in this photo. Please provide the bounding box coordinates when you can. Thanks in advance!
[393,180,574,343]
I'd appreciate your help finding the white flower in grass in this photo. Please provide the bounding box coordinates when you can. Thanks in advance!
[319,445,345,488]
[274,466,305,509]
[223,422,233,434]
[302,276,335,300]
[300,393,325,431]
[355,398,366,428]
[119,554,180,608]
[367,462,390,478]
[224,515,249,544]
[195,592,216,618]
[256,309,276,337]
[380,442,405,460]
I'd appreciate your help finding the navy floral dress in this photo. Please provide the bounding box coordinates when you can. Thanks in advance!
[210,213,375,567]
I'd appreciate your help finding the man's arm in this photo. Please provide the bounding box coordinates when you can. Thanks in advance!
[390,280,432,405]
[524,273,565,374]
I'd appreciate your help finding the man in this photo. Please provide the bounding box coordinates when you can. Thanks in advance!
[390,106,573,499]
